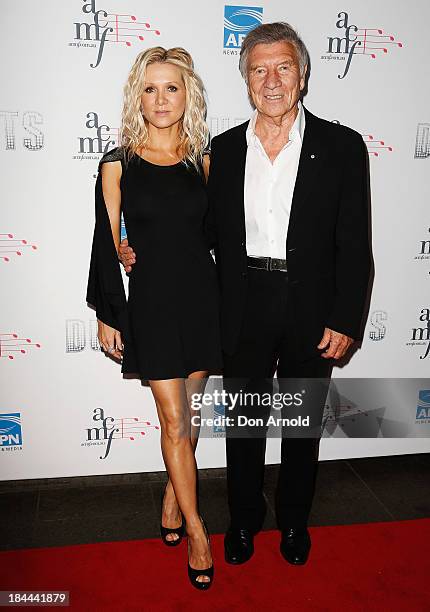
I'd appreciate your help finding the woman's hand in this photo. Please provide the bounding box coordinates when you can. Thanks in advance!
[118,238,136,273]
[97,320,123,361]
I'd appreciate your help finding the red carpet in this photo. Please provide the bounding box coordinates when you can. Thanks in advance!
[1,520,429,611]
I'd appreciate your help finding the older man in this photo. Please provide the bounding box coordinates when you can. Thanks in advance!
[119,22,371,566]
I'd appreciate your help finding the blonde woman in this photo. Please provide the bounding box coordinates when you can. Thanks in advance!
[86,47,222,589]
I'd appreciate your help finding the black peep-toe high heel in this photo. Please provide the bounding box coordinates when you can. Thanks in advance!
[160,489,184,547]
[187,517,214,590]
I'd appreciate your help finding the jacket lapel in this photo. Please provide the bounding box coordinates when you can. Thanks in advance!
[287,108,327,244]
[233,122,248,240]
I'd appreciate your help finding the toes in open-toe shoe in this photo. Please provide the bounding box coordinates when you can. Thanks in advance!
[160,489,184,547]
[187,517,214,590]
[160,521,185,546]
[187,562,214,590]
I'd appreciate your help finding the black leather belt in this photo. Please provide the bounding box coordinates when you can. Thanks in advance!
[247,256,287,272]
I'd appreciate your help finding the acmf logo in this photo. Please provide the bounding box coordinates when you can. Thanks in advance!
[223,6,263,50]
[322,11,402,79]
[71,0,161,68]
[74,112,118,161]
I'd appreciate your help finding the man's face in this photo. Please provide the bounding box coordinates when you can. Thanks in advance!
[247,41,306,121]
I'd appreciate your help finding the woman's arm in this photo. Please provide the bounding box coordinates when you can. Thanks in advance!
[202,153,210,183]
[97,159,123,360]
[100,160,122,253]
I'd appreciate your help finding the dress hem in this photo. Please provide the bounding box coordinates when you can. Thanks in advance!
[121,361,223,381]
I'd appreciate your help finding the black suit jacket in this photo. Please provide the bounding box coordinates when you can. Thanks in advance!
[206,106,372,357]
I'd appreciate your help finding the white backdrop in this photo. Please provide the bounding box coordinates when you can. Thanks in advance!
[1,0,429,480]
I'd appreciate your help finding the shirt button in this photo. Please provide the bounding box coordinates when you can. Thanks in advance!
[269,209,273,213]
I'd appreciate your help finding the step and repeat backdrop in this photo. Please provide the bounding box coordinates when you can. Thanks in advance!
[1,0,429,480]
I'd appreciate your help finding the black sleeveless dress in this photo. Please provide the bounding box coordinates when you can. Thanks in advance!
[86,147,223,380]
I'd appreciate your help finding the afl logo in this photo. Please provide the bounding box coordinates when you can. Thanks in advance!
[223,6,263,49]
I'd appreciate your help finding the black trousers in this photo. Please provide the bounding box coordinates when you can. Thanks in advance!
[223,267,332,532]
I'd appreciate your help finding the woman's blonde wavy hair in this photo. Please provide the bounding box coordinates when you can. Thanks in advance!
[120,47,209,170]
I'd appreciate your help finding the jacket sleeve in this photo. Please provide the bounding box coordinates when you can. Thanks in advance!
[325,132,372,340]
[86,148,127,332]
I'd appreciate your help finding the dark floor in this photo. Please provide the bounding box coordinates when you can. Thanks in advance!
[1,453,429,551]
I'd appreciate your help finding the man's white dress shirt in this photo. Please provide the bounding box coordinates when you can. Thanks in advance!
[244,101,305,259]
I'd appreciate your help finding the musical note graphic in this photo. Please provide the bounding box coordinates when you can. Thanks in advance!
[0,332,41,359]
[0,233,38,262]
[104,13,161,47]
[361,133,393,156]
[112,416,160,440]
[354,28,403,58]
[324,403,369,423]
[99,127,120,142]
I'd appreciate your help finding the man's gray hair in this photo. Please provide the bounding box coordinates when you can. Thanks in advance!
[239,22,309,82]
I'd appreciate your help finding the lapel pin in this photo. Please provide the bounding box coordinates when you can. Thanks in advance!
[310,154,316,159]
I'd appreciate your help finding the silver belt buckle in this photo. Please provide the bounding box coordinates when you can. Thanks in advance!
[269,258,287,272]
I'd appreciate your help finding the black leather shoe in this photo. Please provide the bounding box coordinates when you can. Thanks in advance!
[280,528,311,565]
[224,528,254,565]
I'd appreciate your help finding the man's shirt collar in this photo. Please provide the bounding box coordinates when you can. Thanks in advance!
[246,100,305,147]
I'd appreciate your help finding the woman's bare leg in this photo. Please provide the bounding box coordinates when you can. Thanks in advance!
[150,376,212,582]
[186,371,208,448]
[160,371,207,542]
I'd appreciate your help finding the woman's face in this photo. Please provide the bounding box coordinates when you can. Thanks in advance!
[140,62,186,130]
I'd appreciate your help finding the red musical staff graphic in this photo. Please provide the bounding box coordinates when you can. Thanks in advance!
[0,332,41,360]
[0,233,38,262]
[104,13,161,47]
[354,28,403,58]
[112,416,160,440]
[361,133,393,156]
[100,127,119,141]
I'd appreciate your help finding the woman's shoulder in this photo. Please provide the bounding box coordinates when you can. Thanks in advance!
[98,146,126,172]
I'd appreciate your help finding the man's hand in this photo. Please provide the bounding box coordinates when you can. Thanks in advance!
[97,320,123,361]
[118,238,136,273]
[317,327,354,360]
